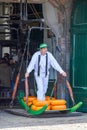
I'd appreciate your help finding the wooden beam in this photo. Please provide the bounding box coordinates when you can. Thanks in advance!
[49,0,59,8]
[27,0,48,3]
[0,0,48,3]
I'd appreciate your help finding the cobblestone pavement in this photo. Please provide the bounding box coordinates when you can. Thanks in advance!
[0,109,87,130]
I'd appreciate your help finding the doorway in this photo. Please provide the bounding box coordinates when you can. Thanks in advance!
[70,0,87,112]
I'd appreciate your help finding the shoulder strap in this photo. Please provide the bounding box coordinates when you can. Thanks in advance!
[38,55,40,76]
[45,53,48,77]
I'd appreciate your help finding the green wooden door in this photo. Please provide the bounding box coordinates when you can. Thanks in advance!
[70,0,87,112]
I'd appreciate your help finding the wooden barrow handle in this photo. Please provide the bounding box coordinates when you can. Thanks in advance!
[66,79,75,105]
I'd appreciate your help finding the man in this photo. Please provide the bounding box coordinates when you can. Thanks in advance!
[0,57,12,87]
[25,43,67,100]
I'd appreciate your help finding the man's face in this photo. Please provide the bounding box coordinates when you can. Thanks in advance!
[40,47,47,55]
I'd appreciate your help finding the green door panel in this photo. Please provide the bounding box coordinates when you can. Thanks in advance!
[70,0,87,112]
[71,0,87,26]
[71,32,87,88]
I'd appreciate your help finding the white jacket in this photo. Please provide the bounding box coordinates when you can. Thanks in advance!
[27,51,64,76]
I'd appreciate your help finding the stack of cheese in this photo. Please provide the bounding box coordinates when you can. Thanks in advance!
[32,99,51,110]
[50,99,66,110]
[23,96,67,111]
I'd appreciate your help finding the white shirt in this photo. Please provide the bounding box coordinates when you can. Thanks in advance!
[27,51,64,76]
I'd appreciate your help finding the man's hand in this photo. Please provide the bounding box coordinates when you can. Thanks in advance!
[61,71,67,77]
[25,72,29,78]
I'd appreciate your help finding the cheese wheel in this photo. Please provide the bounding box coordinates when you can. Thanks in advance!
[33,100,50,107]
[51,105,67,110]
[50,99,66,105]
[31,105,51,111]
[27,102,32,106]
[23,96,36,102]
[45,105,51,111]
[45,96,56,101]
[31,105,37,110]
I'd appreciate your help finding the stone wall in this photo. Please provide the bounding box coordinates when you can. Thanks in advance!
[49,0,72,74]
[48,0,73,103]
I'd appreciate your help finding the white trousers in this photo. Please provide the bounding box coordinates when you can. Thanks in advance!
[35,73,49,100]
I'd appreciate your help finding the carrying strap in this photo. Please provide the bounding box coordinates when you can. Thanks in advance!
[38,53,48,77]
[45,53,48,77]
[38,55,40,76]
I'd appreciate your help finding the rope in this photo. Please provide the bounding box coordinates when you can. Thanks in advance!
[29,4,40,19]
[32,4,41,19]
[25,29,30,108]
